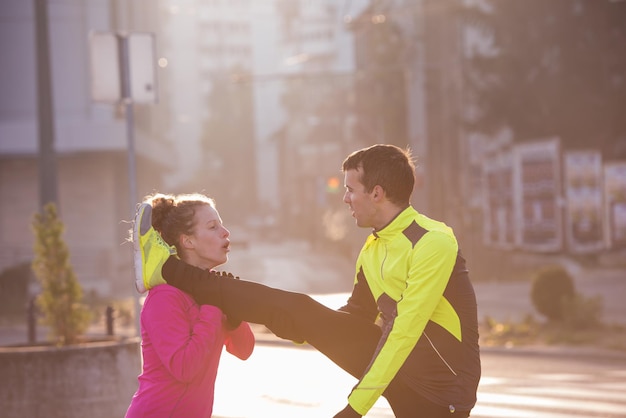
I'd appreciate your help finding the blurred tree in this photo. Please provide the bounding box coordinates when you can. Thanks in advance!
[463,0,626,158]
[277,73,353,239]
[350,0,408,148]
[197,69,256,223]
[31,203,91,346]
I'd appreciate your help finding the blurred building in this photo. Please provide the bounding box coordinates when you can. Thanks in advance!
[348,0,466,222]
[0,0,164,296]
[0,0,366,297]
[268,1,365,242]
[4,0,523,297]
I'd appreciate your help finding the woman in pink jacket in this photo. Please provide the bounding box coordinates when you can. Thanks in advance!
[126,192,255,418]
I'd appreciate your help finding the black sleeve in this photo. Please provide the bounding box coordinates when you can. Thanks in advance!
[338,267,378,322]
[162,257,223,307]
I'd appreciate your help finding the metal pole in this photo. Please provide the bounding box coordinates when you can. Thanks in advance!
[118,34,138,212]
[118,33,141,336]
[34,0,58,210]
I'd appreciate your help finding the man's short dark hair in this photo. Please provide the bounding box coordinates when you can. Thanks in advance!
[342,144,416,206]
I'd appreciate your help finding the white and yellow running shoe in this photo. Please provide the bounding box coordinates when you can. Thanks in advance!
[133,203,177,293]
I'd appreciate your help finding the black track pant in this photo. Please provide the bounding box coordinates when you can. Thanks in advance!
[162,258,469,418]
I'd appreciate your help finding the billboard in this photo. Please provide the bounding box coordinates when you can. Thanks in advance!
[563,151,605,253]
[513,138,563,252]
[482,149,516,248]
[603,162,626,249]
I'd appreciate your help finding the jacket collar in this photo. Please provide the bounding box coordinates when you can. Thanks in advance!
[371,206,416,240]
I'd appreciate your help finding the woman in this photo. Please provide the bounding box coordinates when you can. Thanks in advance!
[126,192,255,418]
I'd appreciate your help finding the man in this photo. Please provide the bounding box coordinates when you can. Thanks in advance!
[135,144,481,417]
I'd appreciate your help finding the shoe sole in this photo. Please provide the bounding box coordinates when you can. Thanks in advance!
[133,203,151,293]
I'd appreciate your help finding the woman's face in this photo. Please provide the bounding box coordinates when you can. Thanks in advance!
[180,204,231,270]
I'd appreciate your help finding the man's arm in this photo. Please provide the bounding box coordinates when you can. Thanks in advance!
[346,231,459,415]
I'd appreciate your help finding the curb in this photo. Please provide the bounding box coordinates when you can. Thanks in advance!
[479,344,626,361]
[251,327,626,362]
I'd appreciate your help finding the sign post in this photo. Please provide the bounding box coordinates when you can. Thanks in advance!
[89,31,157,335]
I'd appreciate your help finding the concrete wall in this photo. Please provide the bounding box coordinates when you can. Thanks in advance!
[0,338,141,418]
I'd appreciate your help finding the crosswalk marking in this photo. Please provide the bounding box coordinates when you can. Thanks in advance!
[473,370,626,418]
[513,385,623,402]
[478,392,625,416]
[472,405,576,418]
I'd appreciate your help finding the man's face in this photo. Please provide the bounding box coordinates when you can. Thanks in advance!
[343,168,376,228]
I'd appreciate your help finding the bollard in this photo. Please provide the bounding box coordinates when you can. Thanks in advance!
[27,297,36,344]
[106,305,114,336]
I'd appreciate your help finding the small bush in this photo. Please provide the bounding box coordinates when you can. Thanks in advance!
[530,264,575,321]
[31,203,91,345]
[561,293,603,330]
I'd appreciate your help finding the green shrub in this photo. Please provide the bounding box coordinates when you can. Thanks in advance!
[561,293,603,330]
[31,203,91,345]
[530,264,575,321]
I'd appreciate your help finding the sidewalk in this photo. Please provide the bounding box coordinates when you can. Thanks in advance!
[2,239,624,345]
[472,264,626,326]
[228,239,626,326]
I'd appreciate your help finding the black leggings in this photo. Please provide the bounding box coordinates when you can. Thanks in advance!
[164,260,467,417]
[220,279,381,377]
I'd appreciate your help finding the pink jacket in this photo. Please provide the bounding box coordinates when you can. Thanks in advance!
[125,284,255,418]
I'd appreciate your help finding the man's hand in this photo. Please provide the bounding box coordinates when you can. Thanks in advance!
[218,271,242,329]
[223,314,242,330]
[215,270,239,280]
[333,404,361,418]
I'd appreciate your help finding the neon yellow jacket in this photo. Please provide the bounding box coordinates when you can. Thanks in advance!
[341,206,480,414]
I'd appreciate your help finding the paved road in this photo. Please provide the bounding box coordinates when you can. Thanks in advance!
[474,347,626,418]
[211,336,626,418]
[213,241,626,417]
